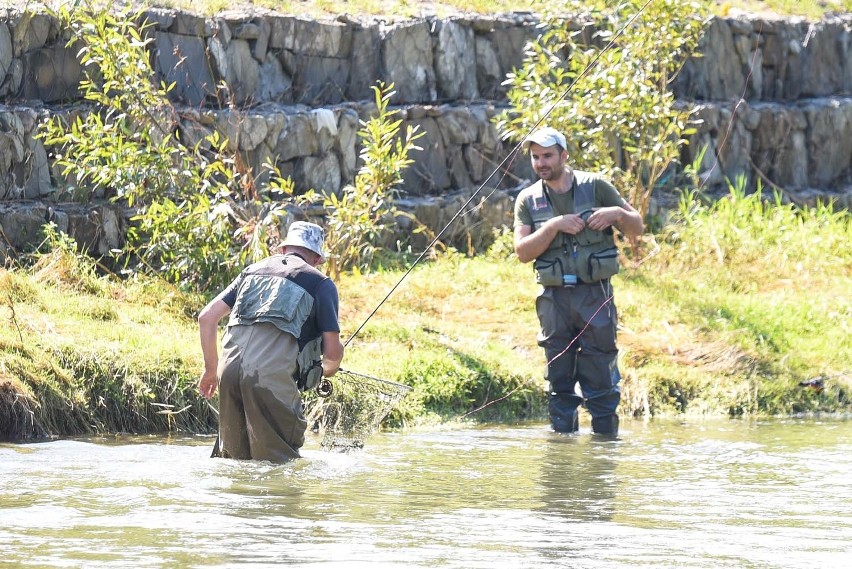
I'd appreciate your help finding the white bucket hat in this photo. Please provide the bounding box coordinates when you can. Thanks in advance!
[280,221,326,259]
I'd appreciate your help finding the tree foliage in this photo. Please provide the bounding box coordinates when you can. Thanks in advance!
[38,1,303,293]
[496,0,709,220]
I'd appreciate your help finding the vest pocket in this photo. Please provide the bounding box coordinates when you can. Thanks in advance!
[534,258,566,287]
[587,247,619,282]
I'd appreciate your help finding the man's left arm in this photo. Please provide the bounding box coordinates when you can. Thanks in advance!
[586,202,644,238]
[321,331,344,377]
[316,279,344,377]
[585,179,645,238]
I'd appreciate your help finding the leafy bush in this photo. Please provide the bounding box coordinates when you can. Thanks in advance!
[38,3,427,291]
[38,2,304,293]
[496,0,709,220]
[322,82,424,279]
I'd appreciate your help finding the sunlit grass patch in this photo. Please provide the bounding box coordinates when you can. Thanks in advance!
[0,269,40,304]
[0,231,208,440]
[337,248,546,425]
[3,179,850,440]
[631,185,851,413]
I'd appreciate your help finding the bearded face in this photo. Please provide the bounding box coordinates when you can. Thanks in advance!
[529,143,567,183]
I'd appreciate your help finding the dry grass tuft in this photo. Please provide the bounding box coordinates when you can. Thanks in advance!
[0,380,46,441]
[673,342,754,375]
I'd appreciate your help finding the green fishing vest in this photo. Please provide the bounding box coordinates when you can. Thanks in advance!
[523,171,619,285]
[227,257,325,391]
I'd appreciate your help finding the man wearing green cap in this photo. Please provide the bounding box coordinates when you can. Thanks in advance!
[197,221,344,460]
[514,127,644,436]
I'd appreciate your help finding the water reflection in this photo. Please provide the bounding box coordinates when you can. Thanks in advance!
[538,433,618,522]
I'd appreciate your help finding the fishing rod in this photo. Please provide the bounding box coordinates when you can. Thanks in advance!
[344,0,657,348]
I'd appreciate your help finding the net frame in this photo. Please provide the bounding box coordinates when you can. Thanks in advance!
[312,369,411,451]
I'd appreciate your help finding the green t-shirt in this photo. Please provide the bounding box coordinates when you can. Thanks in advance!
[513,171,627,229]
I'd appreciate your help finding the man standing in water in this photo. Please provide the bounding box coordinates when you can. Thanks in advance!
[197,221,344,460]
[513,128,644,436]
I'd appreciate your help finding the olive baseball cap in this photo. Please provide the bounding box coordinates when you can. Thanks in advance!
[522,127,567,152]
[280,221,326,259]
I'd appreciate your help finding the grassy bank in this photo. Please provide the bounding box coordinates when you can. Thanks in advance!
[2,188,849,440]
[0,229,213,439]
[338,187,851,423]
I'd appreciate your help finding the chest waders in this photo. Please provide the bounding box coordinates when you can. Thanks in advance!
[217,256,328,460]
[523,173,621,436]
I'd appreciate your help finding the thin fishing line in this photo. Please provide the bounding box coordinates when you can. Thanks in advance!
[697,20,765,191]
[345,0,655,347]
[344,139,521,346]
[459,293,613,419]
[544,294,614,369]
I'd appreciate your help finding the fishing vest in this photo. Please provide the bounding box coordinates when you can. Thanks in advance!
[227,255,326,391]
[522,171,619,286]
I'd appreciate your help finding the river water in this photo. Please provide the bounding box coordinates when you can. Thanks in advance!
[2,417,851,568]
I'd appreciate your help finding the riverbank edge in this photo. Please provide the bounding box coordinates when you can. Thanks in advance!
[2,243,849,442]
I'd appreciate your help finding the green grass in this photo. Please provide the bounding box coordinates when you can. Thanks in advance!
[333,186,850,423]
[624,187,851,416]
[0,233,214,440]
[332,253,546,427]
[2,189,849,440]
[719,0,852,19]
[141,0,851,20]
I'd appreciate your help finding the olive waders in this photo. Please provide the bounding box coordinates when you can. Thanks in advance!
[216,322,307,461]
[536,281,621,435]
[516,169,629,436]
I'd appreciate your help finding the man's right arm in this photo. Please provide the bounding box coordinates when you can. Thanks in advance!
[197,293,233,399]
[514,215,586,263]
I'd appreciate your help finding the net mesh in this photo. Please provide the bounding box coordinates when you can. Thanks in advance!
[309,369,412,451]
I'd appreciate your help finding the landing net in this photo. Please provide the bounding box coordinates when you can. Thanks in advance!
[310,369,412,452]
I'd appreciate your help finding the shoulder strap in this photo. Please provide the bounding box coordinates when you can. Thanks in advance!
[527,175,598,217]
[526,180,547,207]
[573,172,597,214]
[522,180,553,229]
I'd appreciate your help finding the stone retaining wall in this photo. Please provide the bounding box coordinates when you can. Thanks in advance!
[1,9,850,256]
[5,11,849,107]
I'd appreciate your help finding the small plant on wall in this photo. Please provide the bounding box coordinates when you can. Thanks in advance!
[322,82,424,279]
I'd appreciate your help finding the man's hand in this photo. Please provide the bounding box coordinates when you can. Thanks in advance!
[198,369,218,399]
[585,207,623,231]
[551,213,587,235]
[321,360,340,377]
[586,205,645,237]
[515,215,585,263]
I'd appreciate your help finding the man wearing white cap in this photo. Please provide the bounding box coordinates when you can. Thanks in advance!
[513,127,644,436]
[197,221,344,460]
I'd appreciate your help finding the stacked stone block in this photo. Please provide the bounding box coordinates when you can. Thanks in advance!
[1,8,850,255]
